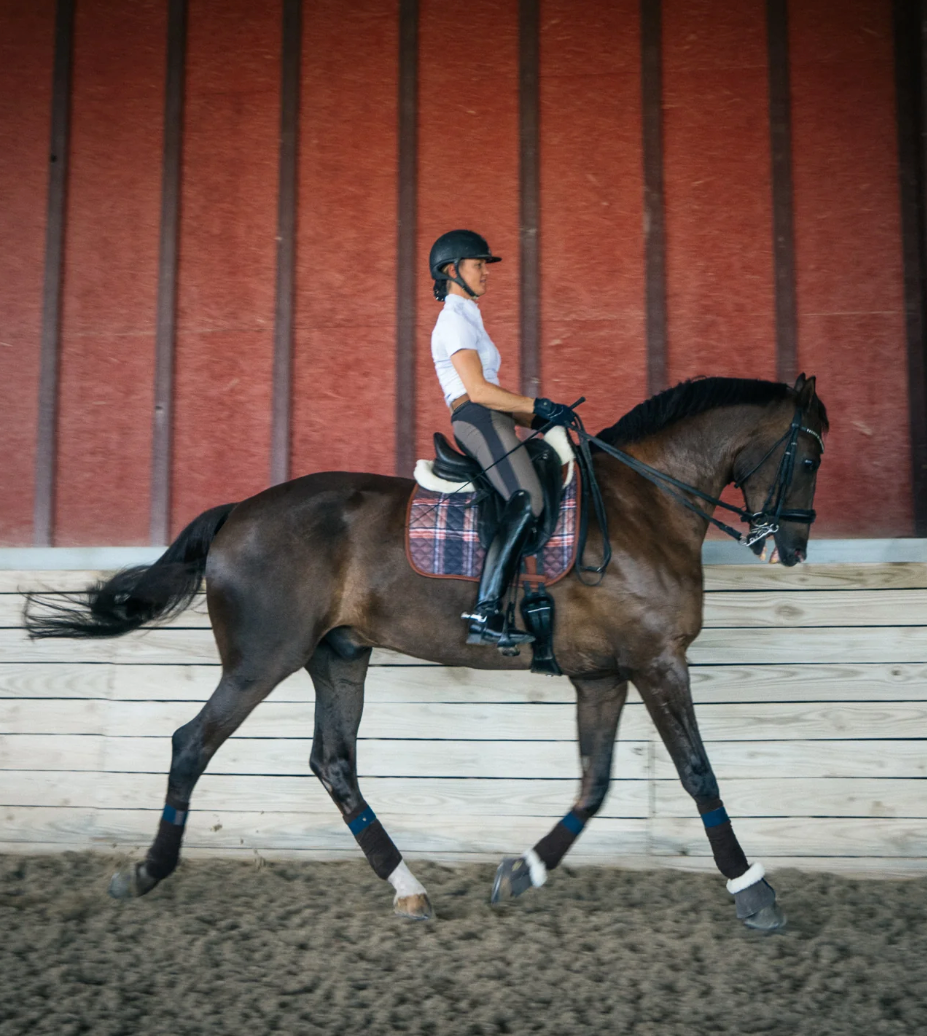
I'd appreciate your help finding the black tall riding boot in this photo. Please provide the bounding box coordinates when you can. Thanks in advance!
[463,489,536,648]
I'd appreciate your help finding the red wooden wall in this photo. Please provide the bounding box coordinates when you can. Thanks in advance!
[0,0,914,544]
[0,1,55,545]
[790,0,910,534]
[55,0,164,545]
[539,0,647,434]
[292,0,398,478]
[170,0,280,531]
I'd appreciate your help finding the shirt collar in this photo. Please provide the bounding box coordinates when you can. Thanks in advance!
[444,292,478,309]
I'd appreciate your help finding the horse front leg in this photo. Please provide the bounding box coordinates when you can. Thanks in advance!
[491,672,628,904]
[633,651,785,931]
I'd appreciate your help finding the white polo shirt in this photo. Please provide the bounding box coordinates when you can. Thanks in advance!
[431,293,502,406]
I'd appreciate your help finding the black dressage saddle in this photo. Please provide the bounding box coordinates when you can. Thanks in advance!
[430,432,565,555]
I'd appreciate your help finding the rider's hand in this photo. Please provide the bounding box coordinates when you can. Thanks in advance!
[532,397,575,428]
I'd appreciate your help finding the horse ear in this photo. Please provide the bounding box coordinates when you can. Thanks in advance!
[793,373,806,391]
[798,374,816,407]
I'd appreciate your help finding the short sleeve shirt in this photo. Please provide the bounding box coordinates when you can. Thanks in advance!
[431,294,501,405]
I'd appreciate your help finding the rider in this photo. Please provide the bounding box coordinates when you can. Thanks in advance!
[429,229,575,647]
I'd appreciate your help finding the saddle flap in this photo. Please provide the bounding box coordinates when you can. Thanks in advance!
[432,433,482,483]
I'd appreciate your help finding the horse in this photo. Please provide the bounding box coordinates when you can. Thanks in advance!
[25,374,827,931]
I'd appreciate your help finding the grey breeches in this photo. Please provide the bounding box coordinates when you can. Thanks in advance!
[451,402,544,518]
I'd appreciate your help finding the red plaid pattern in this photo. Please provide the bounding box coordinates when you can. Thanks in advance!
[407,478,579,584]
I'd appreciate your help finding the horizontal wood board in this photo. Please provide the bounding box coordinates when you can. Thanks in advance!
[1,565,926,874]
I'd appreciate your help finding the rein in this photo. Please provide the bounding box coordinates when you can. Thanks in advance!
[567,404,823,583]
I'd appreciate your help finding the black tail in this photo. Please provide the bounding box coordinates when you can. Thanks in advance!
[23,503,236,639]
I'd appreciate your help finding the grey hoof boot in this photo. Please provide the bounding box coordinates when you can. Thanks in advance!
[743,902,787,932]
[108,861,159,900]
[733,877,786,932]
[490,856,535,905]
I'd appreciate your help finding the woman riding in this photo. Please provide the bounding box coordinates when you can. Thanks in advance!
[429,229,575,648]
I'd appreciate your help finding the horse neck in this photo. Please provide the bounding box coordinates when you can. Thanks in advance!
[619,403,784,506]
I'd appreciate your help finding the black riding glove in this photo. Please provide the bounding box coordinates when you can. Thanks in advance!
[532,397,575,428]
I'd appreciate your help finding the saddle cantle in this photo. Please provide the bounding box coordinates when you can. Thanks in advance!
[430,432,566,556]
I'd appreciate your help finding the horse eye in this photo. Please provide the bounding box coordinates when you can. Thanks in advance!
[803,458,817,472]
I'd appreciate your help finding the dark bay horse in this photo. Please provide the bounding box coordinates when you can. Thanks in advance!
[26,375,827,931]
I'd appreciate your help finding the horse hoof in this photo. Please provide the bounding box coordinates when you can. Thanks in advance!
[490,856,534,905]
[108,862,158,900]
[394,893,433,921]
[743,903,787,932]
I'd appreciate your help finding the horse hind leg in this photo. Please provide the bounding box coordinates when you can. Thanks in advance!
[109,662,292,899]
[632,651,786,932]
[307,636,432,920]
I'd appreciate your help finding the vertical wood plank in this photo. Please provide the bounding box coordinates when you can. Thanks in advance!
[640,0,667,396]
[270,0,302,487]
[149,0,186,544]
[395,0,418,477]
[767,0,799,385]
[34,0,74,546]
[519,0,540,398]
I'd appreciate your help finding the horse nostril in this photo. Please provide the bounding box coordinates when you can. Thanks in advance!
[794,548,806,562]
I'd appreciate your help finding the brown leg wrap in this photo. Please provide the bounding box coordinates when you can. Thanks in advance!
[145,798,189,881]
[699,798,748,880]
[533,809,588,871]
[344,803,402,880]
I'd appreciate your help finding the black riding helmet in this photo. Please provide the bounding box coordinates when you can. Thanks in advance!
[429,229,501,301]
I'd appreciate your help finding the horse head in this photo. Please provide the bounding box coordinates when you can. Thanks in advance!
[735,373,827,567]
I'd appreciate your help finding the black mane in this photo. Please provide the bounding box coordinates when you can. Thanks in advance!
[596,377,828,446]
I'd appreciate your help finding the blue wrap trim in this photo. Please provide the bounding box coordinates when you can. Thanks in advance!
[347,806,377,836]
[561,811,586,836]
[162,804,187,827]
[701,806,730,829]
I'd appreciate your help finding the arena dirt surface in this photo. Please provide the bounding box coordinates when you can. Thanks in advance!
[1,853,926,1036]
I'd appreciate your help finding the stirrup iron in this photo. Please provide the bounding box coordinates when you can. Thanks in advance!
[463,607,534,651]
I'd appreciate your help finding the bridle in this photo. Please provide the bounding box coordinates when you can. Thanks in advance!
[567,402,825,584]
[732,406,824,548]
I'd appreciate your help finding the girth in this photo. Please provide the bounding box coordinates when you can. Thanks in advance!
[431,432,565,556]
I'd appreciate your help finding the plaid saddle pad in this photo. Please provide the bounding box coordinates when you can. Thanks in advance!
[406,477,579,584]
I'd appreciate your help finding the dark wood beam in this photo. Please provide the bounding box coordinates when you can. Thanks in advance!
[395,0,418,477]
[149,0,187,544]
[270,0,302,486]
[917,0,927,534]
[519,0,540,398]
[34,0,74,546]
[767,0,799,385]
[640,0,667,397]
[893,0,927,535]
